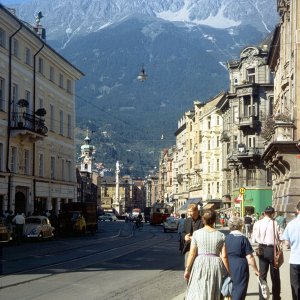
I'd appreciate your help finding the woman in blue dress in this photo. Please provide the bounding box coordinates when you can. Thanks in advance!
[225,216,260,300]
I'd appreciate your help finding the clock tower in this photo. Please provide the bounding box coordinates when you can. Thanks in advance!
[80,130,95,174]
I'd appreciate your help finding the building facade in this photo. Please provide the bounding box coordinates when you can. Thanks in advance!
[220,45,273,215]
[0,5,83,215]
[263,0,300,218]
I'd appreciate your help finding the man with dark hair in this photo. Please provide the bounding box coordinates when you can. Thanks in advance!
[282,202,300,300]
[252,206,283,300]
[181,204,203,267]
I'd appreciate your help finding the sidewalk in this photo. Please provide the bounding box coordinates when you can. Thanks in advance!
[172,246,292,300]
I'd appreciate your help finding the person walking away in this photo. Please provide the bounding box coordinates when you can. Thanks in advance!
[177,213,185,251]
[5,210,14,232]
[244,213,253,238]
[275,212,286,231]
[252,206,283,300]
[282,202,300,300]
[181,204,203,267]
[226,216,260,300]
[184,209,230,300]
[12,212,25,244]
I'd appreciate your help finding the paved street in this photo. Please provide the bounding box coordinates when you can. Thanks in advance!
[0,221,186,300]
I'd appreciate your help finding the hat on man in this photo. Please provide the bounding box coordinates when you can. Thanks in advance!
[264,206,275,214]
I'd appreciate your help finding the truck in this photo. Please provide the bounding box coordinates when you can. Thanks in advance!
[59,202,98,235]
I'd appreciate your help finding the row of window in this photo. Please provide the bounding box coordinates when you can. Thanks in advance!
[0,27,72,93]
[0,78,72,137]
[0,144,73,181]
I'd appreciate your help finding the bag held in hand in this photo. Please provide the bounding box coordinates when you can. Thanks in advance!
[181,240,191,255]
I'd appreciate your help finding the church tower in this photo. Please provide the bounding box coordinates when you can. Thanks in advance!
[80,130,95,174]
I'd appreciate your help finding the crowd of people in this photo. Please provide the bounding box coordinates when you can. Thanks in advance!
[178,202,300,300]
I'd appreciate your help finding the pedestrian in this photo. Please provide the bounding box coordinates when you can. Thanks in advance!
[184,209,230,300]
[244,213,253,238]
[6,210,14,231]
[12,212,25,244]
[177,213,185,251]
[252,206,283,300]
[220,213,225,227]
[226,216,260,300]
[275,212,286,231]
[181,204,203,267]
[281,201,300,300]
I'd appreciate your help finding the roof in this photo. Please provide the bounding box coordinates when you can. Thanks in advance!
[202,92,226,115]
[0,4,84,77]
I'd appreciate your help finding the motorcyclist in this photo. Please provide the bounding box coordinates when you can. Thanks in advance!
[136,212,143,228]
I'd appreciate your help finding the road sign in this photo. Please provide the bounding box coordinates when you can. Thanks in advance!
[239,187,246,194]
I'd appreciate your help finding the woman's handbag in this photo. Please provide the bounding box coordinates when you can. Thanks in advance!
[221,276,232,298]
[181,240,190,255]
[273,220,284,269]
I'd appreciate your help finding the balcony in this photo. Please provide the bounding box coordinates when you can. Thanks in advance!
[236,144,263,161]
[10,111,48,140]
[238,115,258,129]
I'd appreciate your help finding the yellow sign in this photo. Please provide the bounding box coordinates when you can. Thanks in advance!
[239,187,246,194]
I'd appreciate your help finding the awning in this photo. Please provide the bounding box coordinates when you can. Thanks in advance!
[203,203,215,210]
[177,198,202,214]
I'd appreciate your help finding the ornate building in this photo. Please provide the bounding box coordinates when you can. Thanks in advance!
[219,45,273,215]
[263,0,300,217]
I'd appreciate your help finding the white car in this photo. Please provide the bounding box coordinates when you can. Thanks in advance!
[99,213,118,222]
[23,216,55,239]
[163,217,178,232]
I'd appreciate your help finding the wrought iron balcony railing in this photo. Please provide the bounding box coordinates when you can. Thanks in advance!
[10,112,48,136]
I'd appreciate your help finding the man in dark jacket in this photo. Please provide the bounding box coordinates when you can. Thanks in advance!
[182,203,203,267]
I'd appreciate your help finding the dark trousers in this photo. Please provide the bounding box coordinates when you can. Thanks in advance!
[290,264,300,300]
[15,224,23,244]
[258,245,281,300]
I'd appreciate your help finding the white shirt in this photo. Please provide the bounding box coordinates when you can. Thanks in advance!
[282,215,300,264]
[12,214,25,225]
[252,216,282,245]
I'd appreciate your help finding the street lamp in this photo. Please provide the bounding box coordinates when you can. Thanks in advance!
[137,66,148,81]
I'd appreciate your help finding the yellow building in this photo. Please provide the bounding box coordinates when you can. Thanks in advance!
[174,116,188,210]
[0,5,83,215]
[199,92,226,207]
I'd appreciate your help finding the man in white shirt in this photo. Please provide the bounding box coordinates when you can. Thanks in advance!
[282,202,300,300]
[252,206,283,300]
[12,212,25,244]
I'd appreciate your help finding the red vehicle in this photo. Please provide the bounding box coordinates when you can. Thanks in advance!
[150,203,171,225]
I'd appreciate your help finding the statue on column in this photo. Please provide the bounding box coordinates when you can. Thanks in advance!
[113,161,120,214]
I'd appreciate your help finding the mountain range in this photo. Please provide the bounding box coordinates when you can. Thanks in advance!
[6,0,279,177]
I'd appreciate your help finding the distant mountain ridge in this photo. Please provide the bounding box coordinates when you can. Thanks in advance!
[4,1,279,177]
[13,0,277,48]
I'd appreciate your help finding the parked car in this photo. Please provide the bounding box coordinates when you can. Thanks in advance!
[0,217,13,243]
[23,216,55,240]
[98,213,118,222]
[163,217,178,233]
